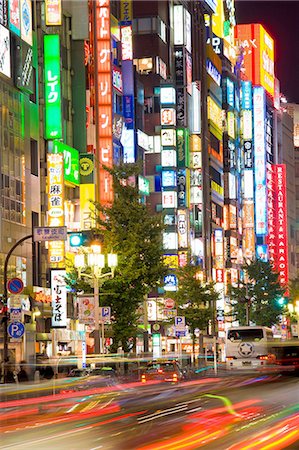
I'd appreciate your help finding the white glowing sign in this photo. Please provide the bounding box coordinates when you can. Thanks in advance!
[178,209,188,248]
[243,169,254,199]
[51,269,67,327]
[161,128,176,147]
[162,191,177,208]
[161,149,177,167]
[174,5,184,45]
[163,232,178,250]
[160,86,176,105]
[242,110,252,140]
[121,25,133,61]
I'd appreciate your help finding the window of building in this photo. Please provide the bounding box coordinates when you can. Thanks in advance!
[133,17,167,43]
[210,166,221,185]
[29,68,37,103]
[30,139,38,176]
[210,133,220,154]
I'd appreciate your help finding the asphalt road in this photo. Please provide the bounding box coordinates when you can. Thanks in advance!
[1,373,299,450]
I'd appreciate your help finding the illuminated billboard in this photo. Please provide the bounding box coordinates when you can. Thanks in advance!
[0,24,11,78]
[253,87,267,235]
[8,0,20,35]
[20,0,32,46]
[235,24,275,98]
[47,153,65,265]
[44,35,62,140]
[45,0,62,26]
[51,269,67,327]
[207,96,223,140]
[267,165,276,264]
[53,141,80,186]
[178,209,188,248]
[96,0,113,206]
[273,165,288,287]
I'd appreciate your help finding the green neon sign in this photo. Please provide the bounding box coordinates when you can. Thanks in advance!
[53,141,80,186]
[44,35,62,140]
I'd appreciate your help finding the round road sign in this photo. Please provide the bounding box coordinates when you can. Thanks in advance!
[165,298,175,309]
[7,278,24,294]
[8,321,25,339]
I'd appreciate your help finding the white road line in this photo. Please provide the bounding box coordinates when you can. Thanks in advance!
[0,426,93,449]
[138,406,188,424]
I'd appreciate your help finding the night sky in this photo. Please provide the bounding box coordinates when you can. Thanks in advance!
[236,1,299,103]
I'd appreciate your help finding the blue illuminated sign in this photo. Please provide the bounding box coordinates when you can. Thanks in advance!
[164,274,177,292]
[256,245,268,262]
[227,79,234,108]
[162,170,176,187]
[242,81,252,110]
[206,59,221,86]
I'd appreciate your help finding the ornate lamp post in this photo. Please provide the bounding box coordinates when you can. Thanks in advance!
[74,245,117,354]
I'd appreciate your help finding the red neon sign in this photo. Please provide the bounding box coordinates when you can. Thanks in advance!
[274,164,288,287]
[96,0,113,206]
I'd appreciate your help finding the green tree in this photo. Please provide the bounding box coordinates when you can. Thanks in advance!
[93,163,167,352]
[229,259,286,326]
[173,262,219,356]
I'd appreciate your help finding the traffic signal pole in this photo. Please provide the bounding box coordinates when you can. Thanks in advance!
[1,234,33,384]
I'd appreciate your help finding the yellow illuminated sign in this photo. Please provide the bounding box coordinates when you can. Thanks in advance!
[260,26,275,98]
[80,184,95,231]
[163,255,178,269]
[190,135,201,152]
[207,96,223,139]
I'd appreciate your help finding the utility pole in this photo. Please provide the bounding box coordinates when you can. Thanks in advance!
[1,235,33,384]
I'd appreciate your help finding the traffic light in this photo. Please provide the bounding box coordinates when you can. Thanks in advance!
[277,296,287,306]
[68,231,90,248]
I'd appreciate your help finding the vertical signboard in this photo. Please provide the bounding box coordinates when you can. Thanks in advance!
[0,0,8,27]
[235,24,275,98]
[45,0,62,26]
[20,0,32,46]
[8,0,20,36]
[47,153,65,265]
[177,209,188,248]
[53,140,80,186]
[275,164,288,287]
[253,87,267,236]
[51,269,67,327]
[0,24,11,78]
[121,0,135,164]
[96,0,113,205]
[267,165,276,264]
[44,34,62,139]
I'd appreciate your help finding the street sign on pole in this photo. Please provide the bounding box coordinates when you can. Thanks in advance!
[175,316,185,328]
[9,308,22,322]
[100,307,111,322]
[7,278,24,295]
[33,226,68,242]
[8,321,25,339]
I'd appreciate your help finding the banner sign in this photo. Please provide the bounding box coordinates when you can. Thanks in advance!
[51,270,67,327]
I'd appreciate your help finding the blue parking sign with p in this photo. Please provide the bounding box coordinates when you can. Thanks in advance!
[175,316,185,327]
[8,321,25,339]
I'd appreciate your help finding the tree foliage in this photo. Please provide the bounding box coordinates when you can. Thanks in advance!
[92,163,167,352]
[229,259,286,326]
[173,262,220,350]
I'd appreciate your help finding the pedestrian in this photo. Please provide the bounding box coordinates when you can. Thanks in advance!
[17,361,29,382]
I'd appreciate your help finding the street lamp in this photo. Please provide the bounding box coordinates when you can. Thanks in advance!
[74,247,118,354]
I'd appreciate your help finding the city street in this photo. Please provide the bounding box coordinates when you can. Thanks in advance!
[1,373,299,449]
